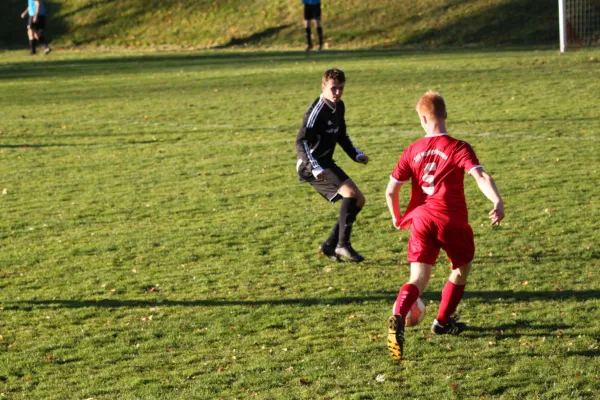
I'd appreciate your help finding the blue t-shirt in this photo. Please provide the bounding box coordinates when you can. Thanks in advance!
[302,0,321,5]
[28,0,46,16]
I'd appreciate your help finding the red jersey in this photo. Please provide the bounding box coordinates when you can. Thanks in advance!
[390,133,481,228]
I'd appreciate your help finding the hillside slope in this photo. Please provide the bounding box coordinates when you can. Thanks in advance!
[1,0,558,49]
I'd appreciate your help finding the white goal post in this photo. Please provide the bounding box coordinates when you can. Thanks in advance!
[559,0,600,52]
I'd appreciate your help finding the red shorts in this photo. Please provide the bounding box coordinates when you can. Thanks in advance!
[406,210,474,269]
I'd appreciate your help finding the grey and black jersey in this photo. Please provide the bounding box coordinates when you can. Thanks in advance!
[295,95,364,181]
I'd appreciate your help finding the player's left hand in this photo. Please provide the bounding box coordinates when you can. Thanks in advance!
[489,201,504,225]
[357,153,369,165]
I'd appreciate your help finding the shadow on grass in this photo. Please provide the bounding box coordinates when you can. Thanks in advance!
[214,25,292,48]
[465,321,574,339]
[6,289,600,310]
[0,46,551,81]
[565,350,600,358]
[0,140,169,149]
[402,0,557,46]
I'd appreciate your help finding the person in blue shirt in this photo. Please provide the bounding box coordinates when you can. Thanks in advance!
[21,0,51,55]
[302,0,324,52]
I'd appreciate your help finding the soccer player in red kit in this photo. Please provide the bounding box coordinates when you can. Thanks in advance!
[385,91,504,360]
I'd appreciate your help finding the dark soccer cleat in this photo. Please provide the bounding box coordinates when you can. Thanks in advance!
[305,44,313,53]
[44,47,52,55]
[387,315,405,360]
[431,315,467,335]
[335,245,364,262]
[319,242,340,262]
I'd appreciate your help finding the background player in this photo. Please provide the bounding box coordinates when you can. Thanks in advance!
[302,0,324,52]
[385,91,504,360]
[295,68,369,262]
[21,0,51,55]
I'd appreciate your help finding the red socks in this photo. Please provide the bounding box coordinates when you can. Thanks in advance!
[394,281,466,325]
[436,281,466,325]
[393,283,420,318]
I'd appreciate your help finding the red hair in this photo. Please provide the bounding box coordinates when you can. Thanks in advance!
[416,91,447,120]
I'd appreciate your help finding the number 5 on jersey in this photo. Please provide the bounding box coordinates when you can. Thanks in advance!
[422,162,436,195]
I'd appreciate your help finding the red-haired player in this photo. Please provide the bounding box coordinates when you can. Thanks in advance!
[385,91,504,360]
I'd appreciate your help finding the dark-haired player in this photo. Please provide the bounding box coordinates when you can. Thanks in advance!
[385,91,504,360]
[296,68,369,262]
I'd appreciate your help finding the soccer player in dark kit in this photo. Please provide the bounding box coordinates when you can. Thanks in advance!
[295,68,369,262]
[385,91,504,360]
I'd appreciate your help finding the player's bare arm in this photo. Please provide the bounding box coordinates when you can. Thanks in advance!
[470,167,504,225]
[385,179,404,229]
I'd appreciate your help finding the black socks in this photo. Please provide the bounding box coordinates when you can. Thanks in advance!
[338,197,361,247]
[325,221,340,247]
[38,35,48,49]
[317,27,323,47]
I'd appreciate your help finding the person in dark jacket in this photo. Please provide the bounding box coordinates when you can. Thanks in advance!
[295,69,369,262]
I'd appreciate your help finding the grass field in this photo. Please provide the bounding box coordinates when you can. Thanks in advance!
[0,0,558,49]
[1,47,600,399]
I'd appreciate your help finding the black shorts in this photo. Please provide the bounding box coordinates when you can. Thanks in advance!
[304,4,321,21]
[27,15,46,30]
[300,163,350,203]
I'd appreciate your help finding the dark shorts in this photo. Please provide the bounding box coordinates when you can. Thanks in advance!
[406,209,475,269]
[299,162,349,203]
[304,4,321,20]
[27,15,46,30]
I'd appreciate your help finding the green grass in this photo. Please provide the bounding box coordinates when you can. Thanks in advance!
[1,47,600,399]
[1,0,559,49]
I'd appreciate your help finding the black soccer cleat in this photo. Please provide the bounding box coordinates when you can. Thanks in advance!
[319,242,340,262]
[387,315,405,360]
[431,315,467,335]
[335,244,364,262]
